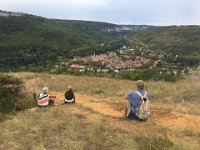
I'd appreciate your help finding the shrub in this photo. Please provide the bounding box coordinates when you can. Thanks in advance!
[0,74,22,85]
[0,74,36,115]
[117,69,183,82]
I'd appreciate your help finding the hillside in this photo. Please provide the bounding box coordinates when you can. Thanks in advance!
[0,10,200,73]
[134,26,200,64]
[0,72,200,149]
[0,10,155,71]
[0,15,117,70]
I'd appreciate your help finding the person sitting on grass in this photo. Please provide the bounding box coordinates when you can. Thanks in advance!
[123,80,149,120]
[38,87,55,106]
[64,86,75,104]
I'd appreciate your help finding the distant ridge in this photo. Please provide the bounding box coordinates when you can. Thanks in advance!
[0,9,157,32]
[0,10,25,17]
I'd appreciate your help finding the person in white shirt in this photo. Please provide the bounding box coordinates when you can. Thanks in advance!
[38,87,54,106]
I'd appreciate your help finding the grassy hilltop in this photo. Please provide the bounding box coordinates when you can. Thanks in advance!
[0,72,200,149]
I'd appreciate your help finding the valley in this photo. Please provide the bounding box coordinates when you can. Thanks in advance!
[0,10,199,80]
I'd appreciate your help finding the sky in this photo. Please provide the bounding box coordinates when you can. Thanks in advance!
[1,0,200,25]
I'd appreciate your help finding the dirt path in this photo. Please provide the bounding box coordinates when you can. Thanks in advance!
[51,91,200,132]
[52,92,122,118]
[152,110,200,131]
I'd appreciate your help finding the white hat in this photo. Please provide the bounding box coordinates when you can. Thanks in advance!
[42,87,48,93]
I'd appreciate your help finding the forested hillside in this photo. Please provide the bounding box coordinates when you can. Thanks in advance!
[0,11,155,71]
[134,26,200,65]
[0,10,200,72]
[0,15,118,70]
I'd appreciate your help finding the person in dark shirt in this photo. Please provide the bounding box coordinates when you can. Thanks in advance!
[64,86,75,104]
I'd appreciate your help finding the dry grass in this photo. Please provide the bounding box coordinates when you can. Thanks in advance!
[1,71,199,149]
[12,72,200,102]
[0,105,100,149]
[0,104,186,150]
[11,71,200,114]
[0,105,139,150]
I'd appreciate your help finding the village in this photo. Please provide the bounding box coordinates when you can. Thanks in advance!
[70,51,150,73]
[52,44,193,77]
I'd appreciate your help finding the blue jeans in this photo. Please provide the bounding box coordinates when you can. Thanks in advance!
[127,100,141,120]
[128,110,142,121]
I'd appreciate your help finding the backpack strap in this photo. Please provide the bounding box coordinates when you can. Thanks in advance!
[135,91,144,98]
[135,91,146,105]
[144,91,147,97]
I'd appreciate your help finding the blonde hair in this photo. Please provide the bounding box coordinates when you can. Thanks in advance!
[68,86,72,90]
[136,80,144,89]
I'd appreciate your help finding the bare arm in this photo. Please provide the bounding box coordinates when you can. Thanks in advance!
[123,95,128,116]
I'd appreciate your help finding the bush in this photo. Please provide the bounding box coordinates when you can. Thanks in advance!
[0,74,36,115]
[0,85,10,98]
[117,69,183,82]
[0,74,22,85]
[0,98,35,114]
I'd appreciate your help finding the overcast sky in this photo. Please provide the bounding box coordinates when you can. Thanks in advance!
[1,0,200,25]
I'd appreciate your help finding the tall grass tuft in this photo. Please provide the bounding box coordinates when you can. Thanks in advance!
[134,135,175,150]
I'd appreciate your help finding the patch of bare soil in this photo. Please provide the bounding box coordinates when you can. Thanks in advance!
[152,110,200,132]
[52,92,122,117]
[52,92,200,132]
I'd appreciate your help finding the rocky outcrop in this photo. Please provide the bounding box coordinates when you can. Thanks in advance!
[0,10,24,17]
[102,25,158,33]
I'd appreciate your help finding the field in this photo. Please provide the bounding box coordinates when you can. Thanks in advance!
[0,71,200,149]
